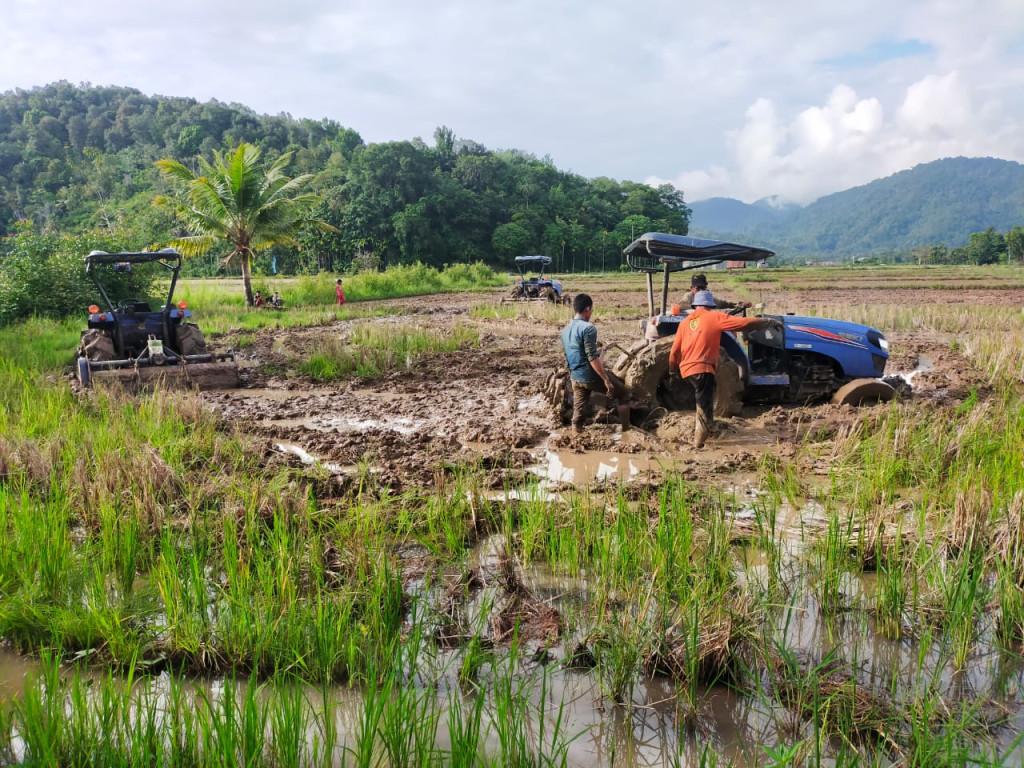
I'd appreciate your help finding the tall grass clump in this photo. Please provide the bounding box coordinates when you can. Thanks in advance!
[296,262,504,304]
[301,321,479,380]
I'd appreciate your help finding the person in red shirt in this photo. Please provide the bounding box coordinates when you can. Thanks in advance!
[335,278,346,306]
[668,290,781,448]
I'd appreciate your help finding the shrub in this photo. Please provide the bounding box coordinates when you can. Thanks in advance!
[0,225,156,326]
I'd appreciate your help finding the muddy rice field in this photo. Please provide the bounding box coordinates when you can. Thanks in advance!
[4,270,1024,767]
[206,283,988,492]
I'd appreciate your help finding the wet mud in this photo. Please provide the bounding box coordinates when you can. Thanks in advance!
[202,287,995,492]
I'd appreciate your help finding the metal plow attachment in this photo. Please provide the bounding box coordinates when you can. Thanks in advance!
[78,355,240,391]
[831,378,896,406]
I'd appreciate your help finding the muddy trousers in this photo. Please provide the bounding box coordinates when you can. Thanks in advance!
[684,373,716,448]
[571,373,628,430]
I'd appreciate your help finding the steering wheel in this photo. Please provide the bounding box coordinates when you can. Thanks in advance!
[116,298,145,312]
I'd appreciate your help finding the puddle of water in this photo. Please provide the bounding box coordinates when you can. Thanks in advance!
[265,414,424,435]
[221,387,335,400]
[527,449,668,485]
[516,394,547,413]
[273,442,355,475]
[893,353,935,387]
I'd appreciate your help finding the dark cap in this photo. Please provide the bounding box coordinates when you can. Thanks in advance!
[690,273,708,289]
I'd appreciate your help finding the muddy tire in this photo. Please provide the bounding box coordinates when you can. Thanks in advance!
[509,285,525,300]
[831,378,896,406]
[620,338,673,409]
[544,368,572,425]
[177,323,209,356]
[714,355,744,417]
[78,329,115,362]
[620,337,743,416]
[540,286,557,303]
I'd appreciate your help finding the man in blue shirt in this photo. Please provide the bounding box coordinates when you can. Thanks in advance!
[561,293,630,433]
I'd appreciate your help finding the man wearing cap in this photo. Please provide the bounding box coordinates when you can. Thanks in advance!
[689,273,751,310]
[561,293,630,433]
[669,290,781,448]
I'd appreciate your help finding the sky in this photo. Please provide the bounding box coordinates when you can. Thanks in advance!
[2,0,1024,205]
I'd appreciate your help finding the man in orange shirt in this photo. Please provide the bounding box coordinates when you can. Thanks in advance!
[668,290,781,448]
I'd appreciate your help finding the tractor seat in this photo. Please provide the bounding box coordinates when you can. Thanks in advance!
[118,301,152,313]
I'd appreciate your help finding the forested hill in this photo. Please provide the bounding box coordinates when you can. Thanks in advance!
[0,82,689,274]
[689,157,1024,259]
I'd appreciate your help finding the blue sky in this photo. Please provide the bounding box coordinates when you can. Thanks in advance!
[1,0,1023,205]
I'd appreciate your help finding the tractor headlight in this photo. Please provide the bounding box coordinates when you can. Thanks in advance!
[867,329,889,353]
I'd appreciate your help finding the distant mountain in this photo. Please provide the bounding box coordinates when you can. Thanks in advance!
[688,197,789,233]
[688,157,1024,259]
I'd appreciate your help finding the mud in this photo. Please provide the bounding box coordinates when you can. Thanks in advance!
[202,286,994,491]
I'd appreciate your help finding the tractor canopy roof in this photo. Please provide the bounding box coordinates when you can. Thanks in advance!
[86,248,182,266]
[514,255,552,267]
[623,233,774,273]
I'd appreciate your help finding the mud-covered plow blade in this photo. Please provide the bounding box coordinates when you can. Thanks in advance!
[831,378,896,406]
[78,353,240,391]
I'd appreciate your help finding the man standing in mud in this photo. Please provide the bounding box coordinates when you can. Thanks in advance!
[669,290,781,448]
[561,293,630,433]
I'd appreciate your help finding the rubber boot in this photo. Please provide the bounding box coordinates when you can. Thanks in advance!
[693,407,711,448]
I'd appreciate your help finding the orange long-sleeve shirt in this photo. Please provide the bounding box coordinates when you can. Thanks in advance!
[668,308,771,378]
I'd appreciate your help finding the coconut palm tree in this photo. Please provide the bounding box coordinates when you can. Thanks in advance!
[155,143,336,306]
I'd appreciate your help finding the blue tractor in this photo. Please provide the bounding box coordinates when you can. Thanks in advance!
[506,255,568,304]
[545,233,894,422]
[75,249,240,389]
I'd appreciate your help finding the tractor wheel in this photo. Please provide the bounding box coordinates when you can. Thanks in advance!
[540,286,557,303]
[831,378,896,406]
[509,285,525,300]
[544,368,572,425]
[78,329,115,362]
[619,338,672,410]
[177,323,209,357]
[714,355,744,417]
[620,337,743,416]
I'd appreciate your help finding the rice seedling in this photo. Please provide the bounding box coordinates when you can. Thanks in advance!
[446,686,488,768]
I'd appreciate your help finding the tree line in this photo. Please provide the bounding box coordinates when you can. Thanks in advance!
[0,82,691,276]
[909,226,1024,265]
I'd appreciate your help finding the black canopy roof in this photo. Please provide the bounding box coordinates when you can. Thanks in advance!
[623,233,774,273]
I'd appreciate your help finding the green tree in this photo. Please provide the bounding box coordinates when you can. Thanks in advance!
[964,227,1005,265]
[154,143,335,305]
[491,222,532,262]
[1006,225,1024,263]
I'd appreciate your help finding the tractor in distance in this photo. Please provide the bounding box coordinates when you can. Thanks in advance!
[505,255,569,304]
[75,249,240,390]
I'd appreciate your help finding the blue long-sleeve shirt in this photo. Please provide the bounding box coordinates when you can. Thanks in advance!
[561,317,600,384]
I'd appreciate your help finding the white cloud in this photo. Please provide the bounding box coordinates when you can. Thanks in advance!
[1,0,1023,202]
[652,70,1024,204]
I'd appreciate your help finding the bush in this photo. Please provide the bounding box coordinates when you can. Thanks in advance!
[0,225,156,327]
[291,261,503,306]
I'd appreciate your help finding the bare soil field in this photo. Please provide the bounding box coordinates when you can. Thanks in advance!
[202,281,1013,493]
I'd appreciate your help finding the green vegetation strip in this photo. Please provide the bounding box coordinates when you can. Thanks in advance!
[300,322,479,380]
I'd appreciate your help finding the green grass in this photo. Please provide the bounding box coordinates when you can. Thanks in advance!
[299,321,479,380]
